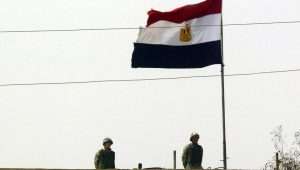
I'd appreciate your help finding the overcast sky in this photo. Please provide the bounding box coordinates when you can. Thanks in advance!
[0,0,300,169]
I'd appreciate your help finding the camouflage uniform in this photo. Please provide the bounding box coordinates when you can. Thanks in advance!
[94,149,115,169]
[182,143,203,169]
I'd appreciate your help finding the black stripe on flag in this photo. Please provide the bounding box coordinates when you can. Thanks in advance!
[132,40,222,69]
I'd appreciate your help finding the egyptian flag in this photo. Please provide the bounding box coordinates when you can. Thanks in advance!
[132,0,222,68]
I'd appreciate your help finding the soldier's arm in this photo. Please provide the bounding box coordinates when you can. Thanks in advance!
[94,150,103,169]
[199,146,203,166]
[182,146,189,168]
[112,151,116,169]
[94,151,100,169]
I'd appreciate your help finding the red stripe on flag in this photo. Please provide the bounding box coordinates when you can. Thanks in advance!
[147,0,221,27]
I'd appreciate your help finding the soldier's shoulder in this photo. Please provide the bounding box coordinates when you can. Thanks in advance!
[110,150,115,154]
[196,143,203,147]
[96,149,105,154]
[184,143,193,150]
[195,144,203,151]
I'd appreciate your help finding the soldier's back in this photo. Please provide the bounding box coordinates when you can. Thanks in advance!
[95,149,115,169]
[184,143,203,169]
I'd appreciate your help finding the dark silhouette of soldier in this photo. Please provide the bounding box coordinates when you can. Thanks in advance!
[94,138,115,169]
[182,133,203,169]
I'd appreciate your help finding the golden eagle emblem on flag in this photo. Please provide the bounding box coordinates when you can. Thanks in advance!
[180,24,192,42]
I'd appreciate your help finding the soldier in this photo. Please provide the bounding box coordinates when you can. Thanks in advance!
[182,133,203,169]
[94,138,115,169]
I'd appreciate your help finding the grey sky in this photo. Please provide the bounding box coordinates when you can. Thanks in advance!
[0,0,300,169]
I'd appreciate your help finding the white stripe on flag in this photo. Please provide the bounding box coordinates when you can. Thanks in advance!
[136,14,221,46]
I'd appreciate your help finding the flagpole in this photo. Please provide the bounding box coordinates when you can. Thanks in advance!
[221,49,228,170]
[220,3,228,170]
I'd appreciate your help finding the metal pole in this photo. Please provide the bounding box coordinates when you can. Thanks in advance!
[220,1,228,169]
[173,150,177,169]
[221,62,228,170]
[221,61,228,170]
[276,152,279,170]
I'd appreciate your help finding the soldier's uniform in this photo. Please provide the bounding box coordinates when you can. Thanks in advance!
[94,148,115,169]
[182,143,203,169]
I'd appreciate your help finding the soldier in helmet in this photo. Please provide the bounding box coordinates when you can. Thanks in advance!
[182,133,203,169]
[94,138,115,169]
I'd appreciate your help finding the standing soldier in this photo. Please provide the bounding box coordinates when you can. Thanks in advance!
[94,138,115,169]
[182,133,203,169]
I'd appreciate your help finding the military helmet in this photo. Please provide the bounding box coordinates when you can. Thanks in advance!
[103,138,113,145]
[190,132,200,141]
